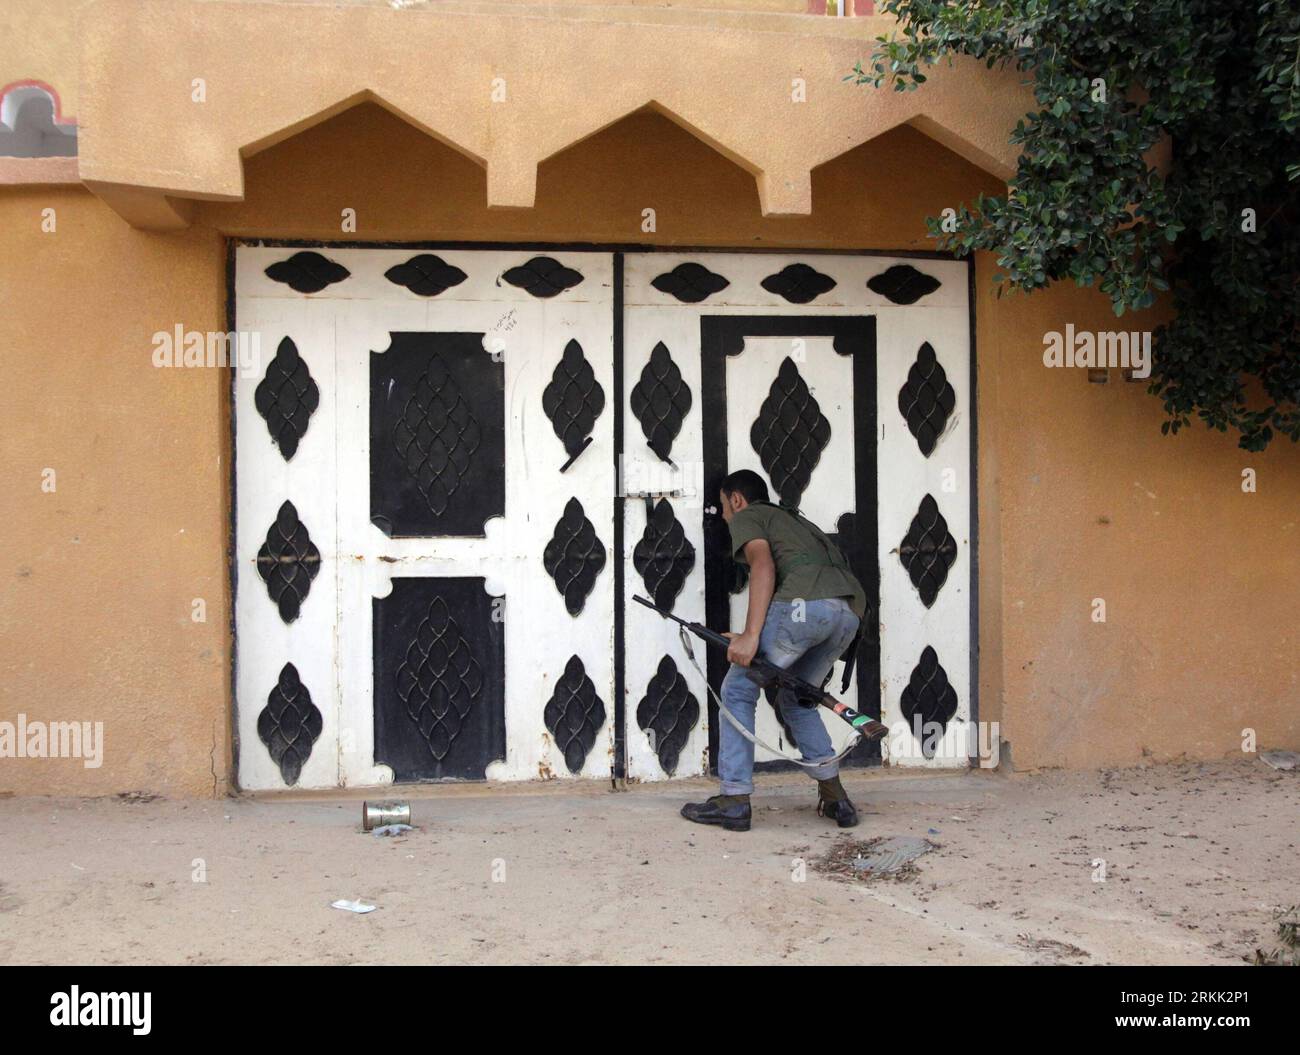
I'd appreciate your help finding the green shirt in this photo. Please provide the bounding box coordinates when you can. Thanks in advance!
[727,502,868,619]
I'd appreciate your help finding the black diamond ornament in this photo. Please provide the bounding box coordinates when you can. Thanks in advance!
[254,336,319,460]
[633,499,695,612]
[750,357,831,508]
[630,341,692,464]
[636,655,700,776]
[543,655,607,774]
[384,254,468,297]
[257,663,323,785]
[900,646,959,755]
[898,341,956,456]
[542,339,605,469]
[542,498,607,615]
[898,494,958,608]
[256,500,321,623]
[264,251,351,293]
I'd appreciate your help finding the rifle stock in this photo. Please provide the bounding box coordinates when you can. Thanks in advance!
[631,595,887,742]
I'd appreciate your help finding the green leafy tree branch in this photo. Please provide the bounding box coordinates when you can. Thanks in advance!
[849,0,1299,450]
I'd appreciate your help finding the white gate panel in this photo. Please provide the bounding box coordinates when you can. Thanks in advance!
[233,295,340,791]
[620,300,711,781]
[334,298,618,784]
[236,247,615,789]
[876,302,973,767]
[624,251,973,774]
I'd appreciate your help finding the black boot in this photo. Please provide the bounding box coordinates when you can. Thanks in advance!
[681,794,752,832]
[816,777,859,829]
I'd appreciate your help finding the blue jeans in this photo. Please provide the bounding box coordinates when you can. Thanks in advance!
[718,598,860,795]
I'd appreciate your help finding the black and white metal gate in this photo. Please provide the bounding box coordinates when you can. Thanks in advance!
[233,246,973,790]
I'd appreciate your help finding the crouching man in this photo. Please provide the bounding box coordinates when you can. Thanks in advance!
[681,470,867,833]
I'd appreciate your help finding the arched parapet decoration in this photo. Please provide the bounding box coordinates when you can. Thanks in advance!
[0,79,79,184]
[72,0,1035,227]
[0,80,78,156]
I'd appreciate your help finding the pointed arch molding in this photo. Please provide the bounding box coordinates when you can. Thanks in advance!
[74,2,1034,229]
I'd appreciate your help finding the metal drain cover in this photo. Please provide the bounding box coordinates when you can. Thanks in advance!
[850,836,934,874]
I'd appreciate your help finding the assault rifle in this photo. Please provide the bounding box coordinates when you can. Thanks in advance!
[632,595,887,741]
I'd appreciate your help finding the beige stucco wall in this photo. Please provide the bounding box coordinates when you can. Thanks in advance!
[0,1,84,117]
[2,103,1296,800]
[0,187,231,796]
[985,284,1298,769]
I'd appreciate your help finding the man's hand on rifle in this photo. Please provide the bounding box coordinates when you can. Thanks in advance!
[723,631,759,668]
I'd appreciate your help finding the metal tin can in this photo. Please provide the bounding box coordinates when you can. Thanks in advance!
[362,800,411,831]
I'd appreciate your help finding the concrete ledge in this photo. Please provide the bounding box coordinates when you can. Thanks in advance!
[0,155,79,185]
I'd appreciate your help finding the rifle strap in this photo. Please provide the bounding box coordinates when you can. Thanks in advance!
[676,628,863,770]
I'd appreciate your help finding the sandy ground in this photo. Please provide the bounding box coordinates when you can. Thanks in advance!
[0,757,1296,965]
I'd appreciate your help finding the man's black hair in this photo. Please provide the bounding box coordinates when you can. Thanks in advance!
[720,469,770,504]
